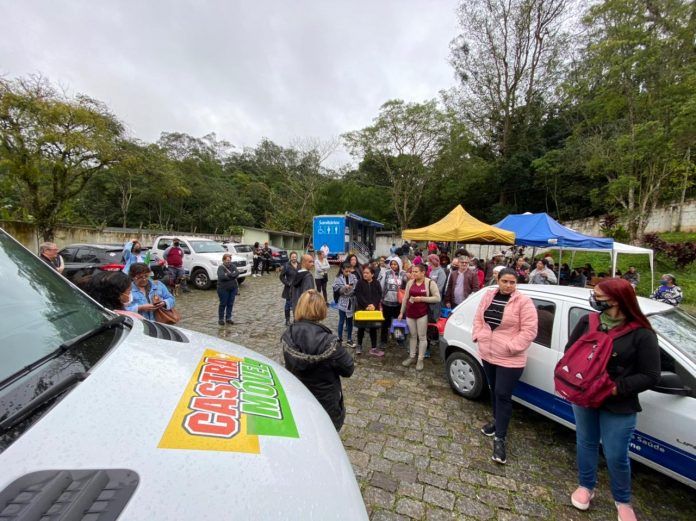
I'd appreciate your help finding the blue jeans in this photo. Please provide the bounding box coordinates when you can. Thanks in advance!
[481,361,524,440]
[572,405,637,503]
[337,310,353,342]
[217,286,237,321]
[284,298,292,322]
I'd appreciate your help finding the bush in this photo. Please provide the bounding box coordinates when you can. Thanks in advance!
[643,233,696,269]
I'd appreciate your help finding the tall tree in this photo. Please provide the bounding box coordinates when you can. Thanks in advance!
[541,0,696,241]
[343,99,452,230]
[0,77,123,240]
[448,0,573,206]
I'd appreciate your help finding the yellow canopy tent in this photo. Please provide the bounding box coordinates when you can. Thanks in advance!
[402,205,515,244]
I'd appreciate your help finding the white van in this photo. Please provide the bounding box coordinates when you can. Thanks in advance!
[0,228,367,520]
[440,284,696,490]
[153,235,249,290]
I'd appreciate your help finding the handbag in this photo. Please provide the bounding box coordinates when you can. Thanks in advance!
[426,280,441,323]
[155,306,181,324]
[397,287,405,304]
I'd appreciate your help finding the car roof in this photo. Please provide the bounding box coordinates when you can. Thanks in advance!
[515,284,672,316]
[60,243,123,250]
[158,236,214,241]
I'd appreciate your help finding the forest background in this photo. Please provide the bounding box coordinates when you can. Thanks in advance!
[0,0,694,249]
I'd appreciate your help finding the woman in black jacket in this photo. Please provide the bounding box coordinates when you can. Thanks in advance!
[281,290,354,431]
[216,254,239,325]
[280,252,299,326]
[566,278,660,521]
[355,265,383,356]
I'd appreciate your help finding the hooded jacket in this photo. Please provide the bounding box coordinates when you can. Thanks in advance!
[472,288,538,368]
[291,269,315,309]
[380,257,407,306]
[281,320,354,430]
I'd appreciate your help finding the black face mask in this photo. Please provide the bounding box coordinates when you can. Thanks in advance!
[133,248,142,254]
[589,294,612,312]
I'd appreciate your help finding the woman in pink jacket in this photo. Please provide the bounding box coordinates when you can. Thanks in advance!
[472,267,538,465]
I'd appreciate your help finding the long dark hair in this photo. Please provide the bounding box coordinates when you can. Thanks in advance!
[82,271,131,310]
[596,278,653,331]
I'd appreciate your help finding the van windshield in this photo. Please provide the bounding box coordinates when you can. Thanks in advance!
[649,308,696,365]
[0,231,110,382]
[189,240,225,254]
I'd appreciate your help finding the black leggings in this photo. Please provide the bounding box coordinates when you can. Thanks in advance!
[381,304,401,343]
[357,327,377,349]
[482,361,524,440]
[315,277,328,301]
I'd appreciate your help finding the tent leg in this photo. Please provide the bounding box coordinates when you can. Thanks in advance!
[558,249,563,284]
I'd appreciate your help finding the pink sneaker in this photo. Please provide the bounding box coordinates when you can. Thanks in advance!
[369,348,385,357]
[571,487,595,511]
[616,502,637,521]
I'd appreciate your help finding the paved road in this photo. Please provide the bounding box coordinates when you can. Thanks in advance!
[174,272,695,521]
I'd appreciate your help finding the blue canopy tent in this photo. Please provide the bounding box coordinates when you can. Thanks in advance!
[495,213,614,249]
[495,213,615,286]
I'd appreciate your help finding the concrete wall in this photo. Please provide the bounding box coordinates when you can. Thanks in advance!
[565,200,696,236]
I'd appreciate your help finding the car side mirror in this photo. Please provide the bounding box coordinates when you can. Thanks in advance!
[183,248,191,254]
[652,371,692,396]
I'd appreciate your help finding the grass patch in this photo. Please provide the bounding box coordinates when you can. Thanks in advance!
[544,249,696,312]
[654,231,696,243]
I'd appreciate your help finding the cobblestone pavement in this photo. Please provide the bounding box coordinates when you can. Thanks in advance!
[174,272,695,521]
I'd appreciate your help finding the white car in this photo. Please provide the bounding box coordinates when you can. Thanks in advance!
[0,228,367,520]
[153,235,250,290]
[440,284,696,489]
[222,242,254,267]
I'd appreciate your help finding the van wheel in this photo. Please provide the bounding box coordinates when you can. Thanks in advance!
[446,352,485,399]
[191,269,212,290]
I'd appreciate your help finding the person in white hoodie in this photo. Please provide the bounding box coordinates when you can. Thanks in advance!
[380,257,408,347]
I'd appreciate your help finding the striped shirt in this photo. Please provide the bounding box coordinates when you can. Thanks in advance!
[483,292,511,330]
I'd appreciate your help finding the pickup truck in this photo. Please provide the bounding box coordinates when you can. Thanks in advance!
[152,235,249,290]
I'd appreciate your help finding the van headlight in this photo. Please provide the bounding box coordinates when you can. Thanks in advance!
[210,260,220,266]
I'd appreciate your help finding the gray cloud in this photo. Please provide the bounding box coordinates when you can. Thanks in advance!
[1,0,459,166]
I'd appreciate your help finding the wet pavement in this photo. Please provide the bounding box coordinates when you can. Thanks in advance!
[174,272,696,520]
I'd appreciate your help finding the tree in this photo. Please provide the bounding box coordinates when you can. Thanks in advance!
[0,77,123,240]
[343,99,452,230]
[448,0,574,205]
[543,0,696,241]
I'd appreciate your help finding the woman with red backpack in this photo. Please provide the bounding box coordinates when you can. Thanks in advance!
[565,278,660,521]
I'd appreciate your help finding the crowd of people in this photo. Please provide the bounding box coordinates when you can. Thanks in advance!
[36,236,676,519]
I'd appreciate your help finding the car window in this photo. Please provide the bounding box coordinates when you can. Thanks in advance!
[157,239,171,250]
[650,308,696,366]
[568,306,590,338]
[0,232,110,382]
[235,245,253,253]
[75,248,99,263]
[189,240,225,254]
[531,298,556,348]
[100,249,122,262]
[59,247,77,262]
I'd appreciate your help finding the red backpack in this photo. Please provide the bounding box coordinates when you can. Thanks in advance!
[554,313,640,408]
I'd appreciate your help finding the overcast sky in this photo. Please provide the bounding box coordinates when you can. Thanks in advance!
[1,0,460,166]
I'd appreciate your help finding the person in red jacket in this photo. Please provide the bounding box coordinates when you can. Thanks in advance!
[472,267,538,465]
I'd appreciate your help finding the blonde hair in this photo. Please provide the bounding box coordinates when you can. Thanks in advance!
[294,290,327,322]
[402,258,411,271]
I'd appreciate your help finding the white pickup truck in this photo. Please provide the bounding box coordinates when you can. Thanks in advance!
[153,235,250,290]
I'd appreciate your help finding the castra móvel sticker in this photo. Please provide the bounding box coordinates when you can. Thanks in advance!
[159,349,299,453]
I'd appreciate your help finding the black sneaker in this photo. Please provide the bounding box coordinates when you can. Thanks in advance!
[492,438,507,464]
[226,319,234,325]
[481,422,495,437]
[218,320,225,326]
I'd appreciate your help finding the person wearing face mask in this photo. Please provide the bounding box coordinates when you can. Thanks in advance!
[217,253,239,325]
[79,271,141,318]
[566,279,660,521]
[122,239,147,275]
[650,274,682,306]
[280,252,300,325]
[472,268,537,465]
[380,257,408,346]
[163,238,190,293]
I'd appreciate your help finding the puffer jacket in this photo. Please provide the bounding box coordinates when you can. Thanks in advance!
[472,288,538,368]
[281,320,354,430]
[380,259,407,306]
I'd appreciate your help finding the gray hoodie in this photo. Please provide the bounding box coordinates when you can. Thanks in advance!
[380,257,407,306]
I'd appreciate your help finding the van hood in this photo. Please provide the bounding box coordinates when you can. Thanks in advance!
[0,321,366,520]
